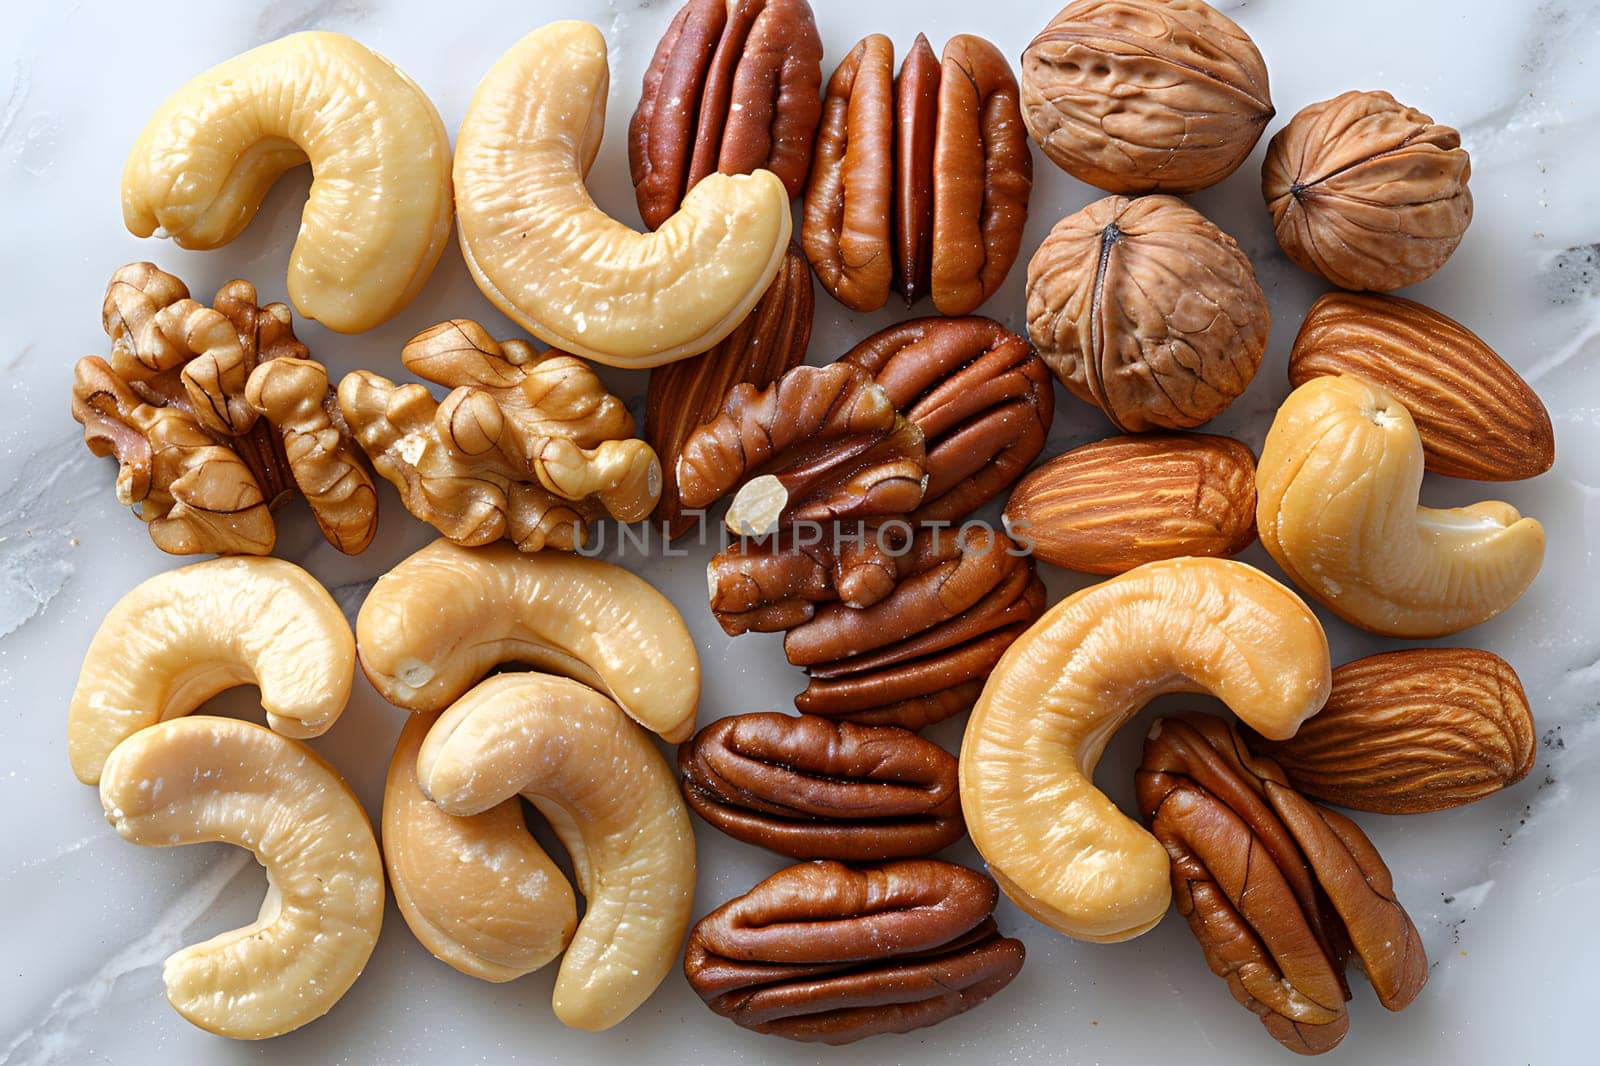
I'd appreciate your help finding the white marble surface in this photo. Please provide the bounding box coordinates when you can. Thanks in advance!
[2,0,1596,1062]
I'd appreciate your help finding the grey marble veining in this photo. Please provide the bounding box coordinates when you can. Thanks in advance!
[1,0,1596,1063]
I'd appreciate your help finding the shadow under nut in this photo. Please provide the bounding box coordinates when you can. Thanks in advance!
[679,713,964,860]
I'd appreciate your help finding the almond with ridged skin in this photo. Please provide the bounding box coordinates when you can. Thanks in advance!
[1003,434,1256,574]
[1290,292,1554,481]
[1249,648,1535,815]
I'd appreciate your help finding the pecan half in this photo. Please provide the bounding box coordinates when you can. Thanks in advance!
[803,33,1031,315]
[842,316,1053,523]
[679,713,963,860]
[630,0,824,230]
[1137,713,1427,1056]
[646,244,813,539]
[684,859,1024,1044]
[676,361,928,536]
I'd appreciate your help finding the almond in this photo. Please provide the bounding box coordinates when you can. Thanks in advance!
[646,242,813,539]
[1002,434,1256,574]
[1249,648,1535,815]
[1289,292,1553,481]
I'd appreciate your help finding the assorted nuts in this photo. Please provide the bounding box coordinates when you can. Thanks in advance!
[454,20,792,368]
[67,2,1557,1055]
[1026,194,1270,431]
[121,32,452,333]
[1264,90,1472,292]
[801,31,1032,314]
[1257,375,1545,637]
[684,859,1025,1043]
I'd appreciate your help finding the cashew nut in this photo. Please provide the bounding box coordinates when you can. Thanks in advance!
[69,557,354,785]
[1257,375,1545,637]
[959,557,1331,943]
[99,716,384,1039]
[383,711,577,982]
[416,673,696,1030]
[453,21,792,368]
[356,539,699,742]
[121,32,452,333]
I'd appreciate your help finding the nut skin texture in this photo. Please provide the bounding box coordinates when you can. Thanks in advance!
[416,673,696,1031]
[1263,90,1472,292]
[454,20,792,368]
[684,859,1025,1044]
[678,713,964,860]
[100,717,384,1040]
[646,244,813,539]
[1004,433,1257,574]
[1257,375,1545,638]
[383,710,578,983]
[356,538,700,743]
[803,33,1031,315]
[68,556,354,785]
[1020,0,1273,194]
[1289,292,1553,481]
[959,557,1331,943]
[1248,649,1536,815]
[841,317,1054,525]
[1026,195,1270,432]
[629,0,824,230]
[1137,714,1427,1055]
[676,361,928,537]
[121,33,452,333]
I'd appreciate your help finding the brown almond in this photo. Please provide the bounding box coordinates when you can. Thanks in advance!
[1249,648,1535,815]
[1289,292,1554,481]
[1002,434,1256,574]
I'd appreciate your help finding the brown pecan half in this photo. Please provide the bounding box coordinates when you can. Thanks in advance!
[803,33,1031,315]
[684,859,1024,1044]
[646,244,813,539]
[676,361,928,536]
[630,0,824,230]
[678,713,963,860]
[1137,713,1427,1056]
[842,316,1053,523]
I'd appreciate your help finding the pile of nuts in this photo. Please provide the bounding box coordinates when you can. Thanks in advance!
[63,0,1552,1054]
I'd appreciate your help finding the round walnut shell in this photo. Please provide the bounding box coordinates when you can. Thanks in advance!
[1025,194,1270,431]
[1263,90,1472,291]
[1020,0,1273,194]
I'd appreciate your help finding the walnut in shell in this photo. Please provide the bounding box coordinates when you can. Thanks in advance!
[1025,195,1269,431]
[1020,0,1273,194]
[1263,90,1472,291]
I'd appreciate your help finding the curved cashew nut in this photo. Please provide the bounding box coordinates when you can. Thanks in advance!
[121,32,453,333]
[416,673,697,1030]
[453,20,792,368]
[356,539,699,742]
[69,557,354,784]
[1257,375,1545,637]
[100,716,384,1039]
[959,557,1331,943]
[383,711,577,982]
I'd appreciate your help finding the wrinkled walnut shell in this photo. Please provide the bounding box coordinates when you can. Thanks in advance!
[1027,194,1269,431]
[684,859,1024,1044]
[630,0,824,230]
[679,712,963,860]
[1020,0,1273,194]
[1264,90,1472,292]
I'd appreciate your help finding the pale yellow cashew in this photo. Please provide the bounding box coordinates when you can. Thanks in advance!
[453,20,791,368]
[100,717,384,1039]
[383,710,578,982]
[356,539,699,742]
[1257,375,1545,637]
[416,673,697,1030]
[121,32,453,333]
[959,557,1331,943]
[68,557,354,785]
